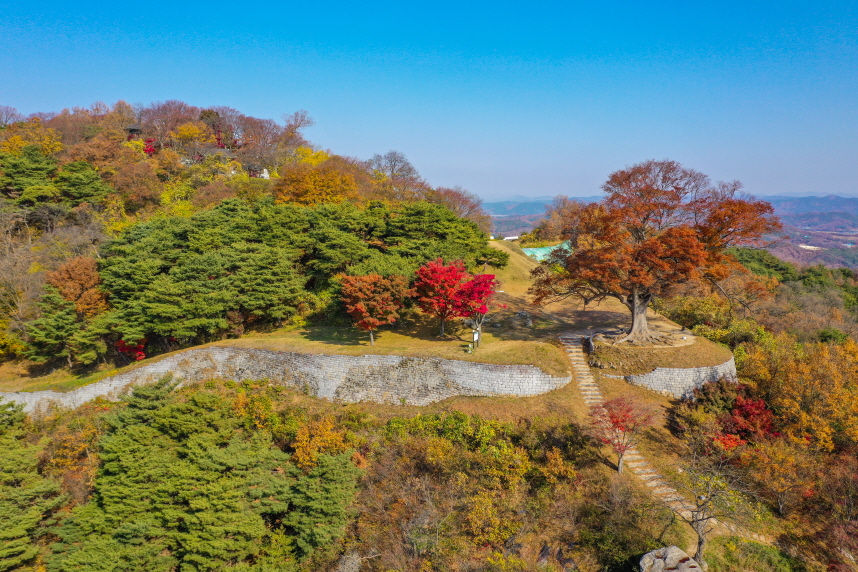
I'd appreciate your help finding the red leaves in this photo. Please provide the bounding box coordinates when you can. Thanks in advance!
[413,259,497,333]
[414,259,470,324]
[713,433,747,452]
[588,397,655,457]
[116,339,146,361]
[456,273,498,318]
[724,394,778,441]
[339,274,410,337]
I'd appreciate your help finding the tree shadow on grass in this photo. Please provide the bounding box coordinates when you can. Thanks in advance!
[299,325,365,346]
[296,317,471,347]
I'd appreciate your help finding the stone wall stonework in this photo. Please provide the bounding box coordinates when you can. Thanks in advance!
[624,356,736,398]
[0,346,571,412]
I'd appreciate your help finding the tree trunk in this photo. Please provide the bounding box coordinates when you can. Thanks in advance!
[619,290,653,343]
[694,527,708,570]
[617,451,624,474]
[439,317,446,336]
[369,329,374,345]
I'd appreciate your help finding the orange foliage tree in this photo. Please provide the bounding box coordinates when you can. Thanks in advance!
[742,335,858,452]
[46,256,108,318]
[339,274,410,344]
[530,160,780,343]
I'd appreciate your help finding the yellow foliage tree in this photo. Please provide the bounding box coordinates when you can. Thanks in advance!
[291,417,348,470]
[741,439,817,516]
[0,117,64,155]
[744,335,858,451]
[290,146,331,166]
[169,121,214,145]
[274,162,359,205]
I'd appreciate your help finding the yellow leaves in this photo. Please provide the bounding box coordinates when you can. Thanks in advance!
[121,139,146,156]
[540,447,577,485]
[291,417,348,470]
[169,121,214,144]
[95,195,136,236]
[274,162,359,205]
[290,146,330,166]
[0,317,26,359]
[464,491,520,546]
[744,334,858,452]
[0,118,64,155]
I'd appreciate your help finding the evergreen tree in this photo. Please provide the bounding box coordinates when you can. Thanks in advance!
[55,161,111,205]
[0,403,65,572]
[48,382,360,571]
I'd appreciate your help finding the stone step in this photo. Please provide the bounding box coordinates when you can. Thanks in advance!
[626,463,651,471]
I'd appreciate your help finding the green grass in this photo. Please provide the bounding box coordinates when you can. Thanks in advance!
[705,537,808,571]
[0,361,118,392]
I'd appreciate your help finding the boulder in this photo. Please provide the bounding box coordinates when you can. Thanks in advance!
[639,546,701,572]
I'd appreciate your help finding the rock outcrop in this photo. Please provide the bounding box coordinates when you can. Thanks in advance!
[639,546,701,572]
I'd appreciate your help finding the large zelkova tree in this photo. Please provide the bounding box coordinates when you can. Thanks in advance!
[530,160,781,343]
[339,274,410,345]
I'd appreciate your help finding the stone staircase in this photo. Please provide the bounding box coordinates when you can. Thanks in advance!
[558,333,770,544]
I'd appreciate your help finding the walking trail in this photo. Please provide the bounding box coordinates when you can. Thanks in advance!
[558,333,770,545]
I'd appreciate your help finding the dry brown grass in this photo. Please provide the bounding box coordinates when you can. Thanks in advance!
[590,337,733,375]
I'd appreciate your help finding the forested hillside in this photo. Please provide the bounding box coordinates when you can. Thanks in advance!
[0,102,499,369]
[3,103,857,571]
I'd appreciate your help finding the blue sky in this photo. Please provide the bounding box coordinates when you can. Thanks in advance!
[2,1,856,199]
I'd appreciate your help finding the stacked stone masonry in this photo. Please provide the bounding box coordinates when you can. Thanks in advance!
[0,346,571,412]
[624,357,737,398]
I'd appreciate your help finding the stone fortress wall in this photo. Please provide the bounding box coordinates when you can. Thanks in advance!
[584,335,737,398]
[0,346,571,413]
[616,357,736,398]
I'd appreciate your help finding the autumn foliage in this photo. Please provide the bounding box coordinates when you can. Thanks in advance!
[530,160,780,343]
[46,256,108,318]
[588,397,655,473]
[339,274,410,344]
[413,259,497,336]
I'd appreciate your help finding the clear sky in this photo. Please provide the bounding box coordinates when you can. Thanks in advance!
[2,1,856,199]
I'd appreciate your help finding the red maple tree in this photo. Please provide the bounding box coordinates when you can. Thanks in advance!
[339,274,410,345]
[413,259,498,337]
[456,273,499,347]
[530,160,781,343]
[413,259,471,336]
[589,397,655,473]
